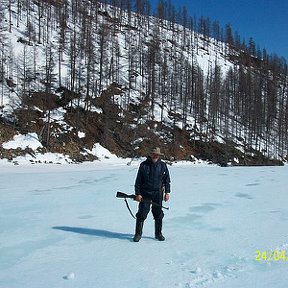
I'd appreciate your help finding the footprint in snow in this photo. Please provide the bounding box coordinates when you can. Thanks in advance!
[235,192,253,199]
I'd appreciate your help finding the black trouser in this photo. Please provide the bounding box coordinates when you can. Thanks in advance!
[136,191,164,221]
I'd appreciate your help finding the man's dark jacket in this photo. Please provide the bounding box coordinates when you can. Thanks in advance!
[135,157,171,197]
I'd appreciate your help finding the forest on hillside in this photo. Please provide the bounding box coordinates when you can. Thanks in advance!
[0,0,287,163]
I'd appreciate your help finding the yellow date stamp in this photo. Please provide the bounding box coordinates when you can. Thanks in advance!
[255,250,288,262]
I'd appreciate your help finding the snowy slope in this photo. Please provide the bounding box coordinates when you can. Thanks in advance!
[0,0,232,110]
[0,163,288,288]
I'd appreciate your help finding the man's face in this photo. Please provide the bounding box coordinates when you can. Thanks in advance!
[151,153,160,163]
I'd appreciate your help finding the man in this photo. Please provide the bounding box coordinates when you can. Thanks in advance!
[133,147,171,242]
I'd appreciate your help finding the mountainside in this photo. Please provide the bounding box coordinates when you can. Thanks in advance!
[0,0,287,165]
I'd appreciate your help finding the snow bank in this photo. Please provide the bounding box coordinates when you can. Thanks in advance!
[1,133,43,150]
[91,143,118,160]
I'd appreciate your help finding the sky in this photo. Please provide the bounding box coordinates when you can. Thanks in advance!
[150,0,288,61]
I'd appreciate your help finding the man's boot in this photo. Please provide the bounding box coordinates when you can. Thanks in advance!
[133,219,144,242]
[155,219,165,241]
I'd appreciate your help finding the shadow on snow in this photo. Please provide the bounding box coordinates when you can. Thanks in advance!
[52,226,152,241]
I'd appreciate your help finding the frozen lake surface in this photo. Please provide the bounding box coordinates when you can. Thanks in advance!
[0,163,287,287]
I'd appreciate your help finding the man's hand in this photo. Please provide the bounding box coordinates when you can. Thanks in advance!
[135,194,142,202]
[164,193,170,202]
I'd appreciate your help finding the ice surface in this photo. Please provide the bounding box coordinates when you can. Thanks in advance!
[0,163,287,288]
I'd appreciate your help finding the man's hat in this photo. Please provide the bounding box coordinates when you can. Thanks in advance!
[151,147,163,155]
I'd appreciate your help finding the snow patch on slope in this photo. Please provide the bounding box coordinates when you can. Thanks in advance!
[2,133,42,150]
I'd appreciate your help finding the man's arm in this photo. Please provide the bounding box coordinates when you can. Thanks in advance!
[163,163,171,193]
[135,164,143,197]
[163,163,171,202]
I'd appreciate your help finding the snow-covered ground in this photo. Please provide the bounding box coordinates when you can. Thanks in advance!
[0,162,287,288]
